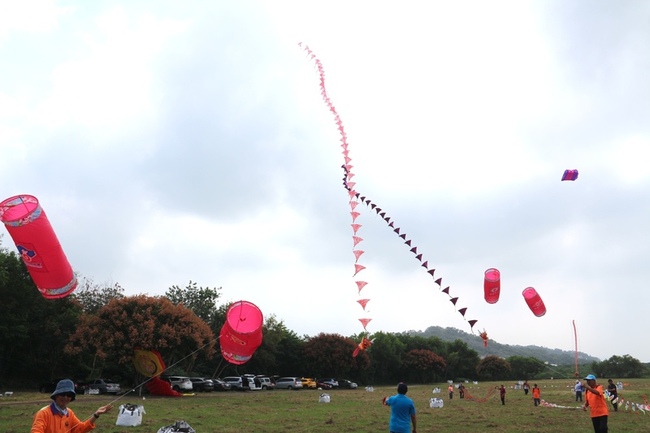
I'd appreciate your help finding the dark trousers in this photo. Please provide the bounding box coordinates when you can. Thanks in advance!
[590,415,608,433]
[576,391,582,402]
[534,398,540,406]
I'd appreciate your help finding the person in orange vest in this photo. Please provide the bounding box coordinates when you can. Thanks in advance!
[447,384,454,399]
[532,383,541,406]
[31,379,113,433]
[582,374,609,433]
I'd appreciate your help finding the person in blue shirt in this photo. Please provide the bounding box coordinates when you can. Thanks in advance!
[383,382,417,433]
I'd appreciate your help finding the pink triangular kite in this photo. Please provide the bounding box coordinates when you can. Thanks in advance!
[355,281,368,293]
[351,211,360,222]
[353,263,366,276]
[359,318,372,330]
[352,236,363,247]
[357,299,370,310]
[351,223,362,234]
[353,250,364,262]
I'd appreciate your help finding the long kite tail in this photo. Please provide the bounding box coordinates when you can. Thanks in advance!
[300,42,480,338]
[341,165,479,334]
[300,42,372,337]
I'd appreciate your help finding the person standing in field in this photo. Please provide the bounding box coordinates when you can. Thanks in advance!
[606,379,618,412]
[582,374,609,433]
[575,380,584,402]
[448,383,454,399]
[498,385,506,405]
[523,380,530,395]
[383,382,417,433]
[532,383,541,406]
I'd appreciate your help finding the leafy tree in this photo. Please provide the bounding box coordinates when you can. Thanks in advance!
[71,277,125,313]
[403,349,446,383]
[476,355,512,381]
[0,246,84,386]
[507,355,546,380]
[303,333,367,378]
[592,355,647,378]
[165,281,222,326]
[443,339,480,380]
[367,331,406,383]
[65,295,215,378]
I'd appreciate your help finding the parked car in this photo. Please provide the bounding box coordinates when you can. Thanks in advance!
[275,377,303,390]
[301,377,317,389]
[189,377,214,392]
[318,378,339,388]
[316,380,333,390]
[160,375,193,392]
[256,376,275,390]
[213,378,232,391]
[85,379,121,394]
[338,379,358,389]
[222,376,246,391]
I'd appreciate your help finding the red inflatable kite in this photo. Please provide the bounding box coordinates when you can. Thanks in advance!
[522,287,546,317]
[219,300,263,365]
[0,194,77,299]
[483,268,501,304]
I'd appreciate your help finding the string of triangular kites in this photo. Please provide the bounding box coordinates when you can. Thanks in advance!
[300,43,482,355]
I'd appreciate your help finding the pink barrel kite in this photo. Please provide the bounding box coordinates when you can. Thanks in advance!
[219,300,264,365]
[483,268,501,304]
[522,287,546,317]
[0,194,77,299]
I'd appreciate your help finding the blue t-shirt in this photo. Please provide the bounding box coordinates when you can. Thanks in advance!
[386,393,416,433]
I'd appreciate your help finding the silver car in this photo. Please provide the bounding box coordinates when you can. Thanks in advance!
[161,375,193,392]
[275,377,303,390]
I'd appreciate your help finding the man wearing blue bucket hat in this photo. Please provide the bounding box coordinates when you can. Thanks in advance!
[31,379,113,432]
[582,374,609,433]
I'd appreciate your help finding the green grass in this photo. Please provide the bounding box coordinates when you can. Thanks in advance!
[2,379,649,432]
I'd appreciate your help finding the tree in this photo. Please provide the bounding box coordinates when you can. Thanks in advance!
[367,331,406,383]
[0,246,84,386]
[65,295,215,378]
[165,281,222,326]
[476,355,512,381]
[303,333,368,379]
[442,339,480,381]
[507,356,546,380]
[403,349,446,383]
[592,355,647,378]
[72,277,125,313]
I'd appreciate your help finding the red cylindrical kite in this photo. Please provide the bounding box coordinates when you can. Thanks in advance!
[0,194,77,299]
[219,300,264,365]
[483,268,501,304]
[522,287,546,317]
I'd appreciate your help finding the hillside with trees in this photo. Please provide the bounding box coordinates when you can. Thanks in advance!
[411,326,600,365]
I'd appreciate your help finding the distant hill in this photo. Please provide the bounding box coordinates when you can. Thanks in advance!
[409,326,600,365]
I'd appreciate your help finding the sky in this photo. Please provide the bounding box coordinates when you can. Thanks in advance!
[1,0,649,363]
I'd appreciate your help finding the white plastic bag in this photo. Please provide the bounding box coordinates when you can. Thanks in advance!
[115,403,145,427]
[319,393,331,403]
[429,397,444,408]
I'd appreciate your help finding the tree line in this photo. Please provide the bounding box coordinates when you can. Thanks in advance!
[1,244,646,390]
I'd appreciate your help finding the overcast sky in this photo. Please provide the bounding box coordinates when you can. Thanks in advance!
[1,1,649,363]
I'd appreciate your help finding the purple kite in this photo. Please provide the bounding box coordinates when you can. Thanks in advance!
[561,169,579,181]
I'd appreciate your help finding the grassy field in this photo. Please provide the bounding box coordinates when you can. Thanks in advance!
[1,379,649,432]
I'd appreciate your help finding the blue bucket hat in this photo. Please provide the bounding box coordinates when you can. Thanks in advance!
[584,374,596,381]
[50,379,76,401]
